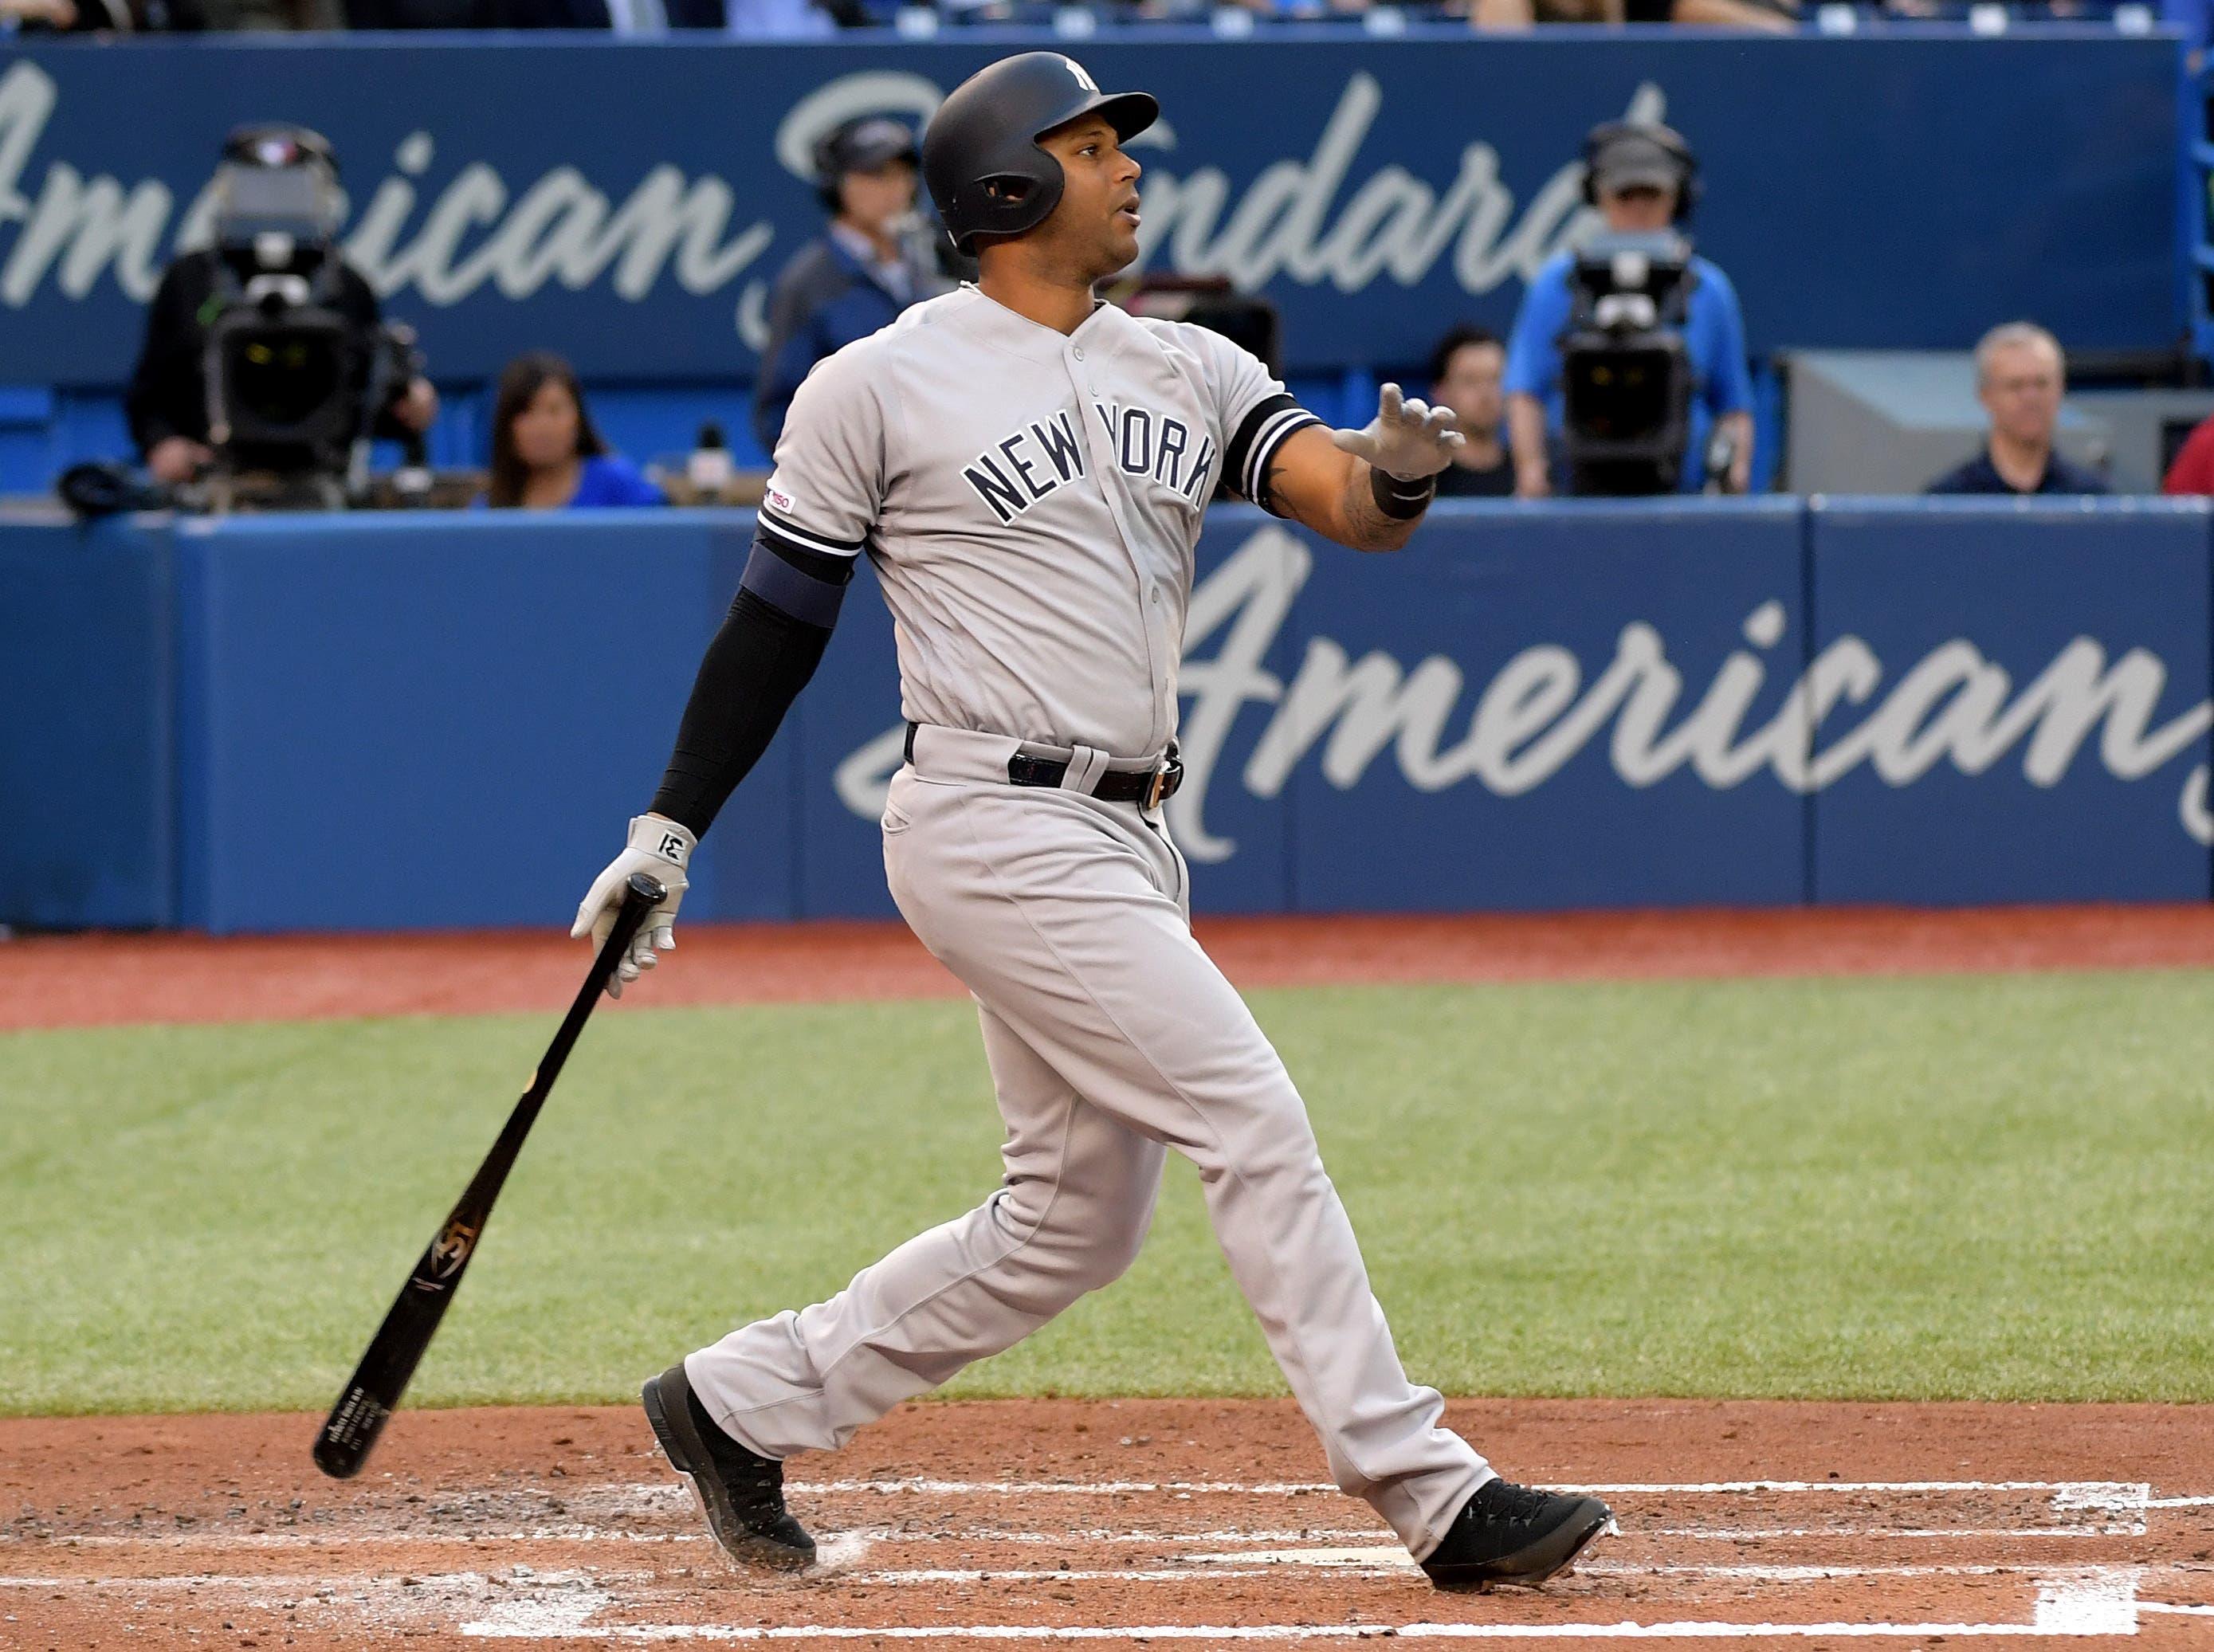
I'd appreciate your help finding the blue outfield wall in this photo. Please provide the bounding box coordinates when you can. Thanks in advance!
[5,499,2213,933]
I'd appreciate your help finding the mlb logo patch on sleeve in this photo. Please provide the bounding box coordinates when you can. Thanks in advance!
[766,485,798,516]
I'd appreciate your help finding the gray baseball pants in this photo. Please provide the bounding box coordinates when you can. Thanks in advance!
[685,724,1490,1558]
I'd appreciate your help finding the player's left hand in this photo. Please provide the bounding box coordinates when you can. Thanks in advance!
[572,814,693,998]
[1330,383,1466,481]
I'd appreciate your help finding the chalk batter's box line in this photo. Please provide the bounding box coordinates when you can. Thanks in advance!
[451,1569,2157,1639]
[776,1478,2156,1499]
[19,1474,2194,1560]
[1,1561,2205,1589]
[5,1566,2171,1641]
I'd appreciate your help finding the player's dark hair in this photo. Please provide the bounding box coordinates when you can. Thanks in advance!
[485,351,610,509]
[1427,324,1504,391]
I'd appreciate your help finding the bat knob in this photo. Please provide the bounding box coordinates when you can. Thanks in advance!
[625,871,668,906]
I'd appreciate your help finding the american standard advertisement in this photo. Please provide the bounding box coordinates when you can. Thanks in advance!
[3,500,2208,932]
[0,35,2179,385]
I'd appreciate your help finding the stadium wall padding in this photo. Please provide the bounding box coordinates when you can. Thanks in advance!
[0,515,174,928]
[1804,499,2214,905]
[6,499,2212,932]
[0,30,2182,390]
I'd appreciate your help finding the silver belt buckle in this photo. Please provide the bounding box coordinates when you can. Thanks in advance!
[1144,749,1183,810]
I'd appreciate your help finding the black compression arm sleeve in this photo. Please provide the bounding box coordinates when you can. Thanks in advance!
[646,539,853,836]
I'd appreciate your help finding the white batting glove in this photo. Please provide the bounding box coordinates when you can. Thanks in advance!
[1330,382,1466,481]
[571,814,693,999]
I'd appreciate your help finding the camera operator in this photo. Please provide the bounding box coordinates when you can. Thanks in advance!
[125,125,437,490]
[1502,121,1752,498]
[752,117,935,454]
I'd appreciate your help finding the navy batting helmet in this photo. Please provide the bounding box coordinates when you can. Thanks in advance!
[921,53,1158,255]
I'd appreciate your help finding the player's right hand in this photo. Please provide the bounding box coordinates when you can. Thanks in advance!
[1330,382,1464,481]
[573,814,693,998]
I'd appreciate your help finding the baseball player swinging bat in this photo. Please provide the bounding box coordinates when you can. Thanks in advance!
[571,51,1611,1592]
[311,872,665,1481]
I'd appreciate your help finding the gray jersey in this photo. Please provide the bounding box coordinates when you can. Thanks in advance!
[757,284,1321,759]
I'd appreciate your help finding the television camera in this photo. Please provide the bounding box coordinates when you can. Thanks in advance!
[199,125,426,511]
[1556,230,1700,497]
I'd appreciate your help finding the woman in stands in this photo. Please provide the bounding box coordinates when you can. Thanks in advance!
[482,351,665,510]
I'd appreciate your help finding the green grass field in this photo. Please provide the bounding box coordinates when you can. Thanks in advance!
[4,971,2210,1417]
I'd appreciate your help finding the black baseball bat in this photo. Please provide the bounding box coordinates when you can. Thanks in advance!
[312,871,665,1480]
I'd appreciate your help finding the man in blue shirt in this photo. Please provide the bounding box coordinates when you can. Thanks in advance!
[1503,122,1753,497]
[1925,322,2109,496]
[752,118,936,454]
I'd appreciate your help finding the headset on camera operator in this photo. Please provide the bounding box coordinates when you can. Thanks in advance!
[1502,121,1753,498]
[124,125,437,499]
[751,116,940,455]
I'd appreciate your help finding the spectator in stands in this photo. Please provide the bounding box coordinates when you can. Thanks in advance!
[2162,0,2212,69]
[1,0,75,22]
[1503,120,1753,497]
[1926,323,2108,496]
[482,351,665,510]
[753,118,935,454]
[1469,0,1623,21]
[202,0,335,26]
[473,0,859,30]
[1466,0,1792,26]
[340,0,484,23]
[1426,324,1515,497]
[128,128,435,485]
[6,0,206,30]
[2162,410,2214,495]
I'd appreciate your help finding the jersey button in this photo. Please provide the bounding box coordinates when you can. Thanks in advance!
[1072,347,1085,360]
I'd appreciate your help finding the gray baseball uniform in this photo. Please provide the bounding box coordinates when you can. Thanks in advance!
[684,284,1490,1558]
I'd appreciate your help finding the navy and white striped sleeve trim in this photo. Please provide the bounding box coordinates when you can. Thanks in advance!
[758,506,866,561]
[1223,394,1324,516]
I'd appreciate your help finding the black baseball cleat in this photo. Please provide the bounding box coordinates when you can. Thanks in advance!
[1419,1477,1613,1592]
[641,1362,816,1572]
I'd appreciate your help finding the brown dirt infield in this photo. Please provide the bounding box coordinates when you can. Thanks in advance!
[17,903,2214,1031]
[4,1399,2211,1648]
[8,905,2213,1645]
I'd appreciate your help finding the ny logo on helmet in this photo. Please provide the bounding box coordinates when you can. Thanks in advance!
[1063,59,1098,93]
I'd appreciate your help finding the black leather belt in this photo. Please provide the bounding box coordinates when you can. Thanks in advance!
[905,723,1184,808]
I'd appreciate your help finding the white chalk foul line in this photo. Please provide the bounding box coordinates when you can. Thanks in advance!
[9,1564,2199,1640]
[0,1568,653,1594]
[846,1568,1411,1583]
[1651,1524,2145,1540]
[10,1561,2204,1591]
[820,1560,2186,1586]
[4,1516,2153,1558]
[457,1570,2149,1640]
[4,1527,1398,1554]
[13,1527,709,1551]
[775,1478,2149,1500]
